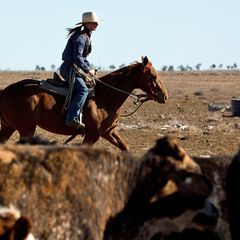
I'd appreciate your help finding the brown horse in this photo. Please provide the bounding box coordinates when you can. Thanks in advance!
[0,56,168,150]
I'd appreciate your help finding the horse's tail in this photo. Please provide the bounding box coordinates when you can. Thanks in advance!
[0,89,4,120]
[0,89,3,121]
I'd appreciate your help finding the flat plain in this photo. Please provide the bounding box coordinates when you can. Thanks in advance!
[1,70,240,239]
[1,70,240,157]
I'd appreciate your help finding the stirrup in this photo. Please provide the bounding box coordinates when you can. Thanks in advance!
[79,113,84,125]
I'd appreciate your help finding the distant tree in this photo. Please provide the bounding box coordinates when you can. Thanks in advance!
[210,64,216,69]
[35,65,46,71]
[218,64,223,69]
[109,65,116,70]
[35,65,41,71]
[177,65,186,71]
[168,65,174,71]
[51,64,56,71]
[161,65,168,71]
[119,64,125,69]
[185,65,192,71]
[195,63,202,70]
[233,63,238,69]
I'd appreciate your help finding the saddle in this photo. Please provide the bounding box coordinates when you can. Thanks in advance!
[39,72,95,98]
[47,72,68,88]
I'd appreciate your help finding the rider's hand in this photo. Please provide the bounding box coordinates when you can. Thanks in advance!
[88,69,96,77]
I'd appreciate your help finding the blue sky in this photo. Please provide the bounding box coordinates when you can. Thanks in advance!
[0,0,239,70]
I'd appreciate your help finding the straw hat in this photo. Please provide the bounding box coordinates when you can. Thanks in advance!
[77,11,102,25]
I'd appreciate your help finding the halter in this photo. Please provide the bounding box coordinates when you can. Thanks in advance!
[139,61,156,98]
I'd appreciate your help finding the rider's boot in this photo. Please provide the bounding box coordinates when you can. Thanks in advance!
[65,113,85,129]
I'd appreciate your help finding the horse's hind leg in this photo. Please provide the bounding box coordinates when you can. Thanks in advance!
[18,125,36,141]
[82,132,100,146]
[0,122,15,143]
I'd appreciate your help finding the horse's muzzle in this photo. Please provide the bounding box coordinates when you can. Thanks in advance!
[154,93,168,103]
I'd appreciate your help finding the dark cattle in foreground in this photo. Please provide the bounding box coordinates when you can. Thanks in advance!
[105,181,220,240]
[226,150,240,240]
[0,136,219,240]
[151,228,221,240]
[104,138,220,239]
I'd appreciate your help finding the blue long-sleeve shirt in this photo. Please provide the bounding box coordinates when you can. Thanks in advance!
[62,32,92,73]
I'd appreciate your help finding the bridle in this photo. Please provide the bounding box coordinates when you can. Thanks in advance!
[95,77,149,117]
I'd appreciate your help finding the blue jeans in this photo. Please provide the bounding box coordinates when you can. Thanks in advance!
[60,62,89,122]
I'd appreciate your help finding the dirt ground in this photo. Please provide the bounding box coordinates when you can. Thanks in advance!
[1,70,240,239]
[1,70,240,158]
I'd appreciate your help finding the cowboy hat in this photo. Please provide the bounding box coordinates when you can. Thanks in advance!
[77,11,102,25]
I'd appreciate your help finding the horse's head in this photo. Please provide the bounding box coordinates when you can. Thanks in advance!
[139,56,168,103]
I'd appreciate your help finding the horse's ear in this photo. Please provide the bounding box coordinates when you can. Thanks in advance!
[142,56,149,66]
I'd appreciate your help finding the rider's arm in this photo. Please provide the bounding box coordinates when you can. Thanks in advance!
[73,35,92,73]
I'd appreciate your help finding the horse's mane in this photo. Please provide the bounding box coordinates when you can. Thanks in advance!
[100,61,142,81]
[95,61,143,100]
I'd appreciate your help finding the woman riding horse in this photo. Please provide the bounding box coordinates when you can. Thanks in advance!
[0,57,168,150]
[60,11,101,129]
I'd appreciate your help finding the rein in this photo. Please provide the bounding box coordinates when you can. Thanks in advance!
[94,78,147,117]
[73,65,149,117]
[120,100,144,117]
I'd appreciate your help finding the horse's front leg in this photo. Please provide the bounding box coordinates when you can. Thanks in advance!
[102,128,129,151]
[82,131,100,146]
[0,121,15,143]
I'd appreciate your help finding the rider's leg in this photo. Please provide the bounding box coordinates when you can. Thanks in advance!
[60,64,89,128]
[65,76,89,127]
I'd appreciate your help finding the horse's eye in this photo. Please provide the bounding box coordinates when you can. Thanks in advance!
[152,76,157,82]
[185,177,192,184]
